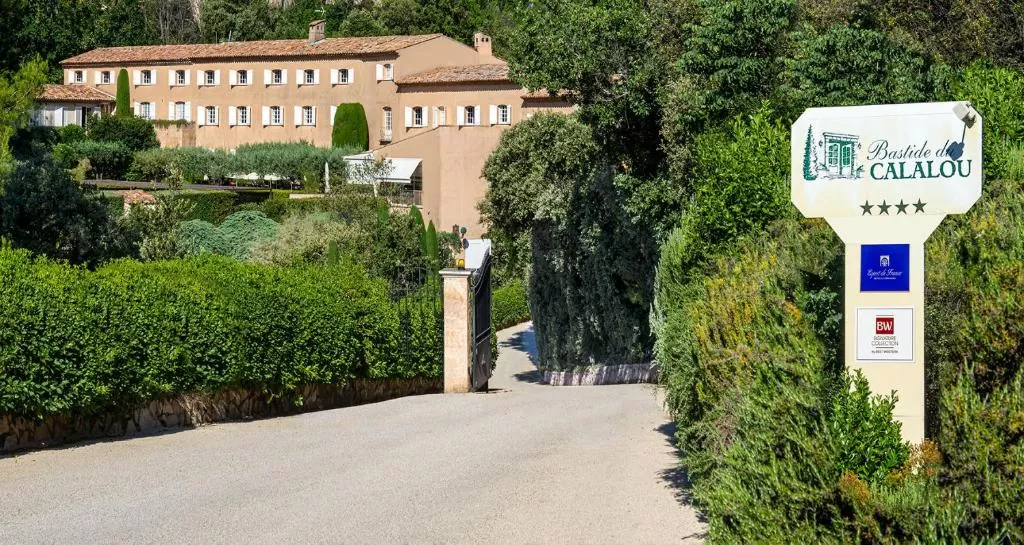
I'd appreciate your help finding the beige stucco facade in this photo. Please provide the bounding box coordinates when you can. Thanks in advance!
[59,27,571,235]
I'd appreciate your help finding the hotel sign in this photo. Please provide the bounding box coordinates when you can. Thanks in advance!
[791,102,983,218]
[790,101,983,443]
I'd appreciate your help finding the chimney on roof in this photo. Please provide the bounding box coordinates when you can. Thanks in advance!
[308,20,326,44]
[473,32,493,57]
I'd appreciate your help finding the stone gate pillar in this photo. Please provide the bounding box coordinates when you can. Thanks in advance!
[440,268,473,393]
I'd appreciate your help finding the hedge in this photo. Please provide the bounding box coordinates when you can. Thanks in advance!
[170,190,238,223]
[0,247,442,420]
[654,179,1024,542]
[52,140,133,180]
[493,280,531,331]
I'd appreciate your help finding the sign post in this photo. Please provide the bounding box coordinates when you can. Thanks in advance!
[790,102,982,443]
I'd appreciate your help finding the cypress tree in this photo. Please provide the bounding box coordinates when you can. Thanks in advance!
[425,220,438,267]
[115,69,131,117]
[332,103,369,151]
[802,125,817,180]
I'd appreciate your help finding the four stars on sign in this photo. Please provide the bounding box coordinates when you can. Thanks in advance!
[860,199,926,215]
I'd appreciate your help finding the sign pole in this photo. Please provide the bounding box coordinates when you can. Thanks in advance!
[791,102,982,444]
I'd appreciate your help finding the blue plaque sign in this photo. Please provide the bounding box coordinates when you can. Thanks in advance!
[861,244,910,292]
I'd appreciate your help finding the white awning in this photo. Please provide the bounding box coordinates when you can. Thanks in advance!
[343,154,422,185]
[379,158,421,183]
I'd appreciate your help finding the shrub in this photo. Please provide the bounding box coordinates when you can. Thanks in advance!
[178,211,278,260]
[0,158,127,265]
[169,190,238,223]
[492,279,531,330]
[115,68,130,116]
[332,103,369,150]
[53,140,133,179]
[87,114,158,152]
[942,62,1024,180]
[57,124,87,144]
[0,247,441,420]
[248,214,369,267]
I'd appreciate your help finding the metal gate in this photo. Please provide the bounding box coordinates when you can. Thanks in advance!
[469,254,493,391]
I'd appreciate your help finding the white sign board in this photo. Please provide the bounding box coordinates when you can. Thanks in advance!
[856,308,914,361]
[791,102,982,218]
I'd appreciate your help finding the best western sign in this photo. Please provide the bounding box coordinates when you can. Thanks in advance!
[790,102,982,443]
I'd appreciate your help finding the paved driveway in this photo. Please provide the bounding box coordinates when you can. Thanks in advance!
[0,322,704,544]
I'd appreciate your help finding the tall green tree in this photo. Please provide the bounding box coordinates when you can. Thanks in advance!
[115,69,131,117]
[0,58,48,173]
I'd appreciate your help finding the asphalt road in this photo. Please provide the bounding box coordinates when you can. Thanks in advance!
[0,322,705,544]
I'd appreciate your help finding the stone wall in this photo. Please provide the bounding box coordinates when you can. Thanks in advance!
[0,377,440,453]
[543,363,658,386]
[154,122,196,148]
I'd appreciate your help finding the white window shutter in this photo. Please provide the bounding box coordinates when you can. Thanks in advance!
[196,105,204,126]
[184,70,190,86]
[264,69,271,85]
[262,106,270,126]
[311,106,317,125]
[245,70,252,84]
[330,69,338,85]
[294,106,301,126]
[281,69,288,85]
[228,106,237,126]
[313,69,320,85]
[375,64,383,81]
[507,105,513,124]
[457,106,465,126]
[489,105,497,125]
[168,102,174,119]
[184,101,192,121]
[151,71,157,85]
[214,106,220,125]
[330,105,337,126]
[349,69,355,83]
[475,105,482,125]
[404,107,412,128]
[229,70,237,86]
[295,69,303,85]
[167,69,174,86]
[133,70,141,85]
[133,102,140,116]
[432,107,438,127]
[196,70,203,86]
[94,71,101,84]
[214,70,221,86]
[423,107,429,127]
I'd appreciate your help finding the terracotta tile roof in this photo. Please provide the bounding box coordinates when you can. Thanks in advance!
[37,84,115,103]
[397,63,510,85]
[60,35,443,66]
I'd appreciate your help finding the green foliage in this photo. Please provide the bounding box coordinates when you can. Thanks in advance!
[0,57,47,169]
[52,140,133,179]
[492,279,530,331]
[179,211,278,260]
[0,158,126,265]
[56,123,87,144]
[169,190,239,223]
[331,103,369,151]
[483,113,657,370]
[678,109,792,274]
[423,220,438,268]
[779,25,932,114]
[129,143,360,189]
[87,114,158,151]
[503,0,661,172]
[118,194,196,261]
[942,62,1024,180]
[115,68,131,117]
[0,247,440,420]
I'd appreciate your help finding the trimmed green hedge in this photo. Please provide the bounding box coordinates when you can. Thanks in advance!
[170,190,238,223]
[0,247,442,420]
[493,280,531,331]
